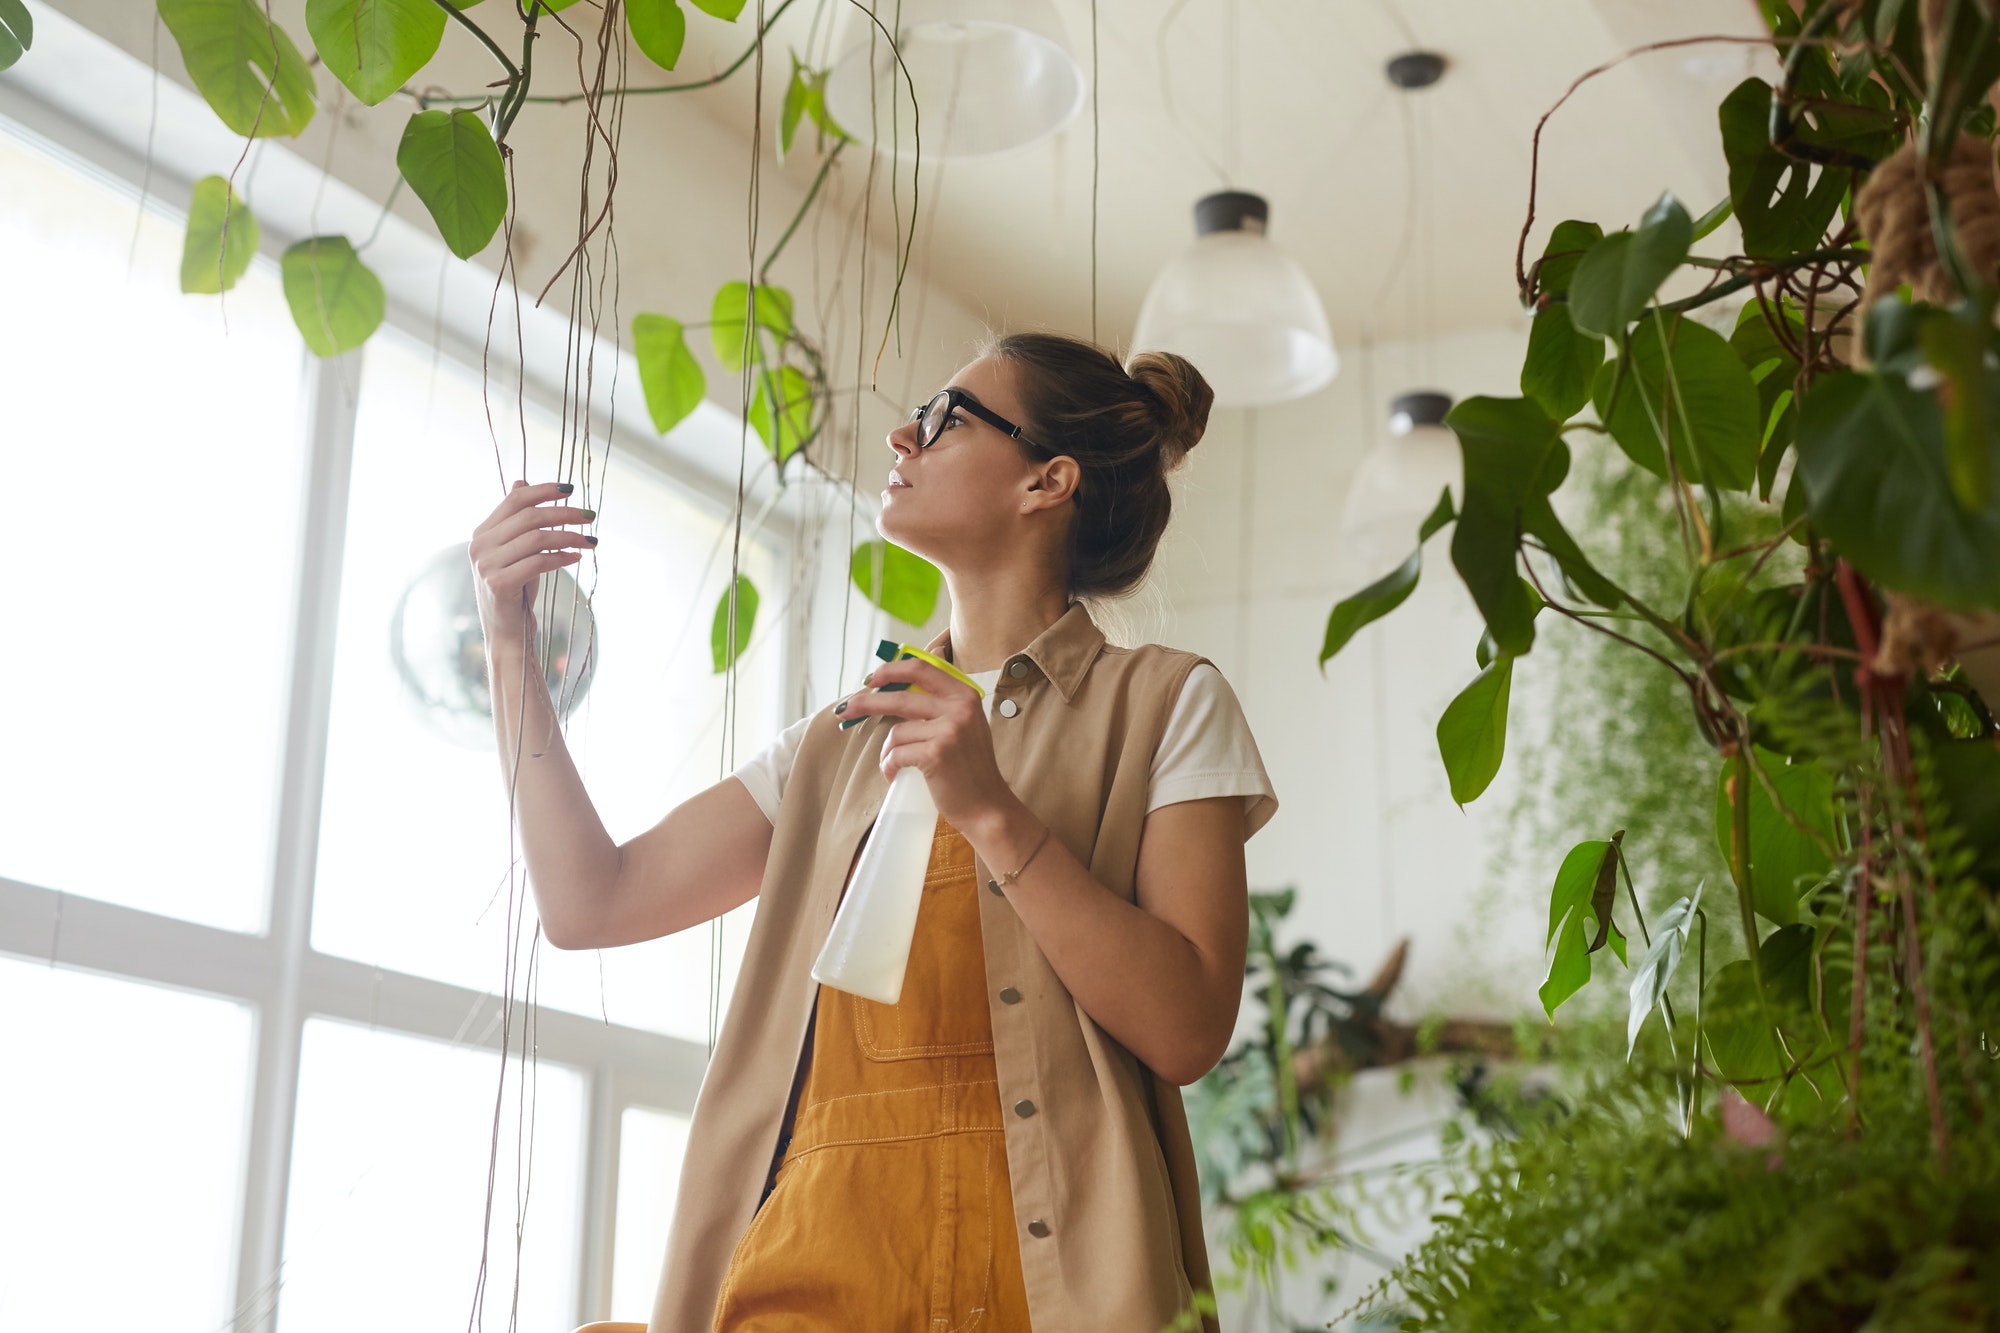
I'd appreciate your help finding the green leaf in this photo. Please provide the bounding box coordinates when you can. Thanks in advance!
[1318,488,1455,668]
[1532,220,1602,302]
[158,0,318,138]
[305,0,444,106]
[1916,304,1996,512]
[1567,193,1692,338]
[1714,746,1837,926]
[1795,368,2000,611]
[1705,925,1816,1084]
[627,0,686,71]
[851,540,942,626]
[710,281,795,372]
[395,108,506,260]
[1520,302,1604,420]
[1932,737,2000,880]
[689,0,745,16]
[748,366,814,464]
[633,314,705,434]
[1689,195,1733,242]
[1436,655,1513,808]
[178,176,259,294]
[710,575,758,673]
[1718,78,1848,257]
[1627,882,1702,1059]
[1592,313,1761,491]
[1539,839,1628,1021]
[779,55,811,160]
[280,235,384,357]
[1445,397,1567,655]
[0,0,32,73]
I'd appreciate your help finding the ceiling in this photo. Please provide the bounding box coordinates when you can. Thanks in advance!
[671,0,1774,351]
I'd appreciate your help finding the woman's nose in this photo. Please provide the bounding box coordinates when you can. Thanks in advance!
[887,418,919,457]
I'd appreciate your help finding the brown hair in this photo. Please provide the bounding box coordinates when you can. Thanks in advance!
[982,331,1214,600]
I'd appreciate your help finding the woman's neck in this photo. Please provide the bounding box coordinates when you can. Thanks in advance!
[940,569,1070,674]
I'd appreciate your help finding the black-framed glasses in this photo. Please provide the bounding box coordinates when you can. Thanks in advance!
[908,388,1047,453]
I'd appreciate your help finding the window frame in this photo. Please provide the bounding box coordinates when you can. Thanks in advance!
[0,79,800,1331]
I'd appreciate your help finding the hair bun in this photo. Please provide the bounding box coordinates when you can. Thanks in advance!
[1125,350,1214,466]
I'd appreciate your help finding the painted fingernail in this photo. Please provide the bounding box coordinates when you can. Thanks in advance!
[557,482,575,494]
[579,508,596,521]
[862,671,874,685]
[584,535,599,545]
[834,700,848,714]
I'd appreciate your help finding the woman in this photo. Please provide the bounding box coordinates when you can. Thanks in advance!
[473,332,1278,1332]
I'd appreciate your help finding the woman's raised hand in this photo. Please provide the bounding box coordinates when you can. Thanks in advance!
[471,479,598,638]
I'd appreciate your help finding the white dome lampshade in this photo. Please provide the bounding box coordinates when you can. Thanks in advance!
[822,0,1086,158]
[1339,391,1461,576]
[1129,191,1338,408]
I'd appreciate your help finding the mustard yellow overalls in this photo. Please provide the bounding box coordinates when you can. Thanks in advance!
[712,815,1035,1330]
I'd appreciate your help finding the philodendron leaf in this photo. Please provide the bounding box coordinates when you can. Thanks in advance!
[1718,78,1849,258]
[0,0,33,73]
[1592,312,1760,492]
[628,0,686,71]
[1532,219,1603,303]
[396,108,507,260]
[1567,193,1692,338]
[158,0,318,138]
[710,574,758,673]
[1319,487,1456,669]
[748,366,814,464]
[1713,746,1837,926]
[851,539,941,627]
[1520,302,1604,420]
[1628,881,1702,1059]
[305,0,445,106]
[1540,839,1629,1021]
[690,0,747,16]
[280,236,384,357]
[633,314,705,434]
[1916,303,1996,512]
[1436,654,1513,808]
[1445,396,1567,656]
[711,281,795,372]
[179,176,259,294]
[1795,366,2000,611]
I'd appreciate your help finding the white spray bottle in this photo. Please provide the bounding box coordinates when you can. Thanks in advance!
[811,641,986,1005]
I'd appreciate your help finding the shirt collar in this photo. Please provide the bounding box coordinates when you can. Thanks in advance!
[923,600,1107,704]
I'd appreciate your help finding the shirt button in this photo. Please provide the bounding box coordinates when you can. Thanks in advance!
[1009,660,1029,678]
[999,986,1022,1004]
[997,698,1020,718]
[1014,1099,1037,1118]
[1027,1219,1051,1238]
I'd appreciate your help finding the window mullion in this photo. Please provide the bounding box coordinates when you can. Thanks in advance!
[233,350,363,1333]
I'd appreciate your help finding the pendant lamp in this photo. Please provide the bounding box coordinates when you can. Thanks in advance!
[1338,391,1460,575]
[822,0,1087,158]
[1129,191,1338,407]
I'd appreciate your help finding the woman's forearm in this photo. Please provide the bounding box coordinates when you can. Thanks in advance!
[485,615,623,947]
[961,797,1239,1085]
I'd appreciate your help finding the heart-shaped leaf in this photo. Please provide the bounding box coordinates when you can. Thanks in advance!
[281,235,384,357]
[159,0,318,138]
[711,574,758,673]
[1445,397,1567,656]
[1714,747,1837,926]
[851,540,941,627]
[1319,488,1455,667]
[179,176,259,294]
[628,0,686,71]
[1532,219,1603,303]
[633,314,705,434]
[1593,312,1760,492]
[396,108,507,260]
[711,281,795,372]
[1521,302,1604,420]
[1795,367,2000,611]
[305,0,445,106]
[1436,655,1513,808]
[1567,194,1692,339]
[748,366,814,464]
[0,0,33,73]
[1539,839,1628,1021]
[690,0,746,16]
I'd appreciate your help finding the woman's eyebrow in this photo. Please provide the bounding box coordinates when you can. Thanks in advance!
[947,386,987,409]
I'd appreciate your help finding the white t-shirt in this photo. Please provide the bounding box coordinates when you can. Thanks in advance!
[730,662,1278,840]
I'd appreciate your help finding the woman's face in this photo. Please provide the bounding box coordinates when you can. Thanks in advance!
[877,354,1070,567]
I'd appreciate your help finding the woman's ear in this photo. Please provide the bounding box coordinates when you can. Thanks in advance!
[1025,456,1080,511]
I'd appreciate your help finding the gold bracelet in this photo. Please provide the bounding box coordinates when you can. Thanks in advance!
[986,824,1053,896]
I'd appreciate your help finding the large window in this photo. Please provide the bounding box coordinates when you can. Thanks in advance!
[0,99,788,1331]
